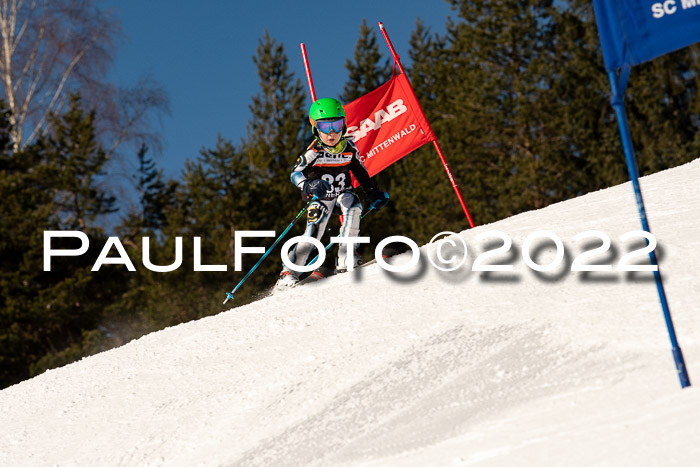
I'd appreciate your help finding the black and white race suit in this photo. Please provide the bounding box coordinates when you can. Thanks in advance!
[284,138,378,274]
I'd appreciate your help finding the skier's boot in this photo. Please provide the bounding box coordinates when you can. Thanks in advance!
[275,270,299,289]
[336,251,363,274]
[298,266,335,285]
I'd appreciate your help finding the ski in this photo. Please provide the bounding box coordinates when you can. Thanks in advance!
[296,265,336,286]
[296,248,399,286]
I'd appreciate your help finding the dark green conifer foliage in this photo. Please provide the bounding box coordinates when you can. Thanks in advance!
[41,94,118,230]
[340,19,393,104]
[104,143,181,342]
[436,0,570,222]
[159,32,309,311]
[134,144,176,232]
[171,138,258,311]
[428,0,699,225]
[0,101,44,387]
[407,19,449,109]
[245,31,307,189]
[386,18,466,243]
[0,95,124,387]
[236,31,309,282]
[103,138,249,339]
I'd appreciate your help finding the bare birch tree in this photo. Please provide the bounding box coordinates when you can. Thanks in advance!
[0,0,168,153]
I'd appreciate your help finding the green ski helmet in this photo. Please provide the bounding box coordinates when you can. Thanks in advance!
[309,97,347,143]
[309,97,345,125]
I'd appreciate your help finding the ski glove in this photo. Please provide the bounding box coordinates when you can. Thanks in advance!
[365,188,390,211]
[302,178,332,199]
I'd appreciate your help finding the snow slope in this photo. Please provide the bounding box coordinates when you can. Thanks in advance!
[2,159,700,466]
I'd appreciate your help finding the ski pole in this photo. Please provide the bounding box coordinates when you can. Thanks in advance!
[223,197,316,305]
[306,198,384,267]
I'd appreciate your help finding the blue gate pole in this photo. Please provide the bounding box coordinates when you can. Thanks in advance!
[608,71,691,388]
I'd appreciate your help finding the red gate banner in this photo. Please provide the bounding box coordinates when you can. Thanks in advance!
[344,73,435,185]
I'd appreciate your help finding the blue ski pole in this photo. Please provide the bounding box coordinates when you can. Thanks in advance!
[223,197,316,305]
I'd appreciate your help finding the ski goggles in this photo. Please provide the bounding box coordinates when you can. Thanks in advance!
[315,118,345,134]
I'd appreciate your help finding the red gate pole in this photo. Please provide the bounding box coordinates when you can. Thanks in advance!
[300,43,317,102]
[378,22,475,228]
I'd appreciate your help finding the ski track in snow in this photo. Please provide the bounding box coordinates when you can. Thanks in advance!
[1,159,700,466]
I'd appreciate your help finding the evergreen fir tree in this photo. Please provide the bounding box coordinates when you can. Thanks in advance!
[136,144,172,231]
[340,19,393,104]
[407,19,448,111]
[0,95,126,388]
[121,143,177,237]
[102,31,311,337]
[238,31,309,280]
[40,93,118,231]
[419,1,591,223]
[244,30,307,192]
[434,0,699,224]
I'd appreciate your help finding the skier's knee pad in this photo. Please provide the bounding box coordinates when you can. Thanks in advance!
[307,202,327,225]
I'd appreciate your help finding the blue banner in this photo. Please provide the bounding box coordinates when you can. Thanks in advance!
[593,0,700,72]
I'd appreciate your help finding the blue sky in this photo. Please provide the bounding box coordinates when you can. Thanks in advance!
[101,1,455,179]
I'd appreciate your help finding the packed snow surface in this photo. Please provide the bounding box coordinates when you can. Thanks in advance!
[2,159,700,466]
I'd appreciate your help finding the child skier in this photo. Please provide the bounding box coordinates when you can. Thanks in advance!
[276,97,389,288]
